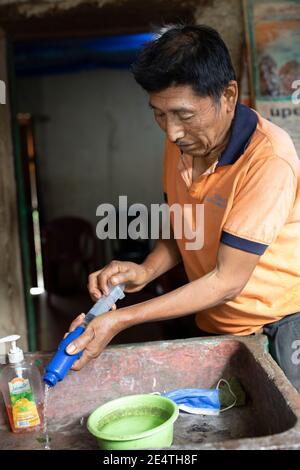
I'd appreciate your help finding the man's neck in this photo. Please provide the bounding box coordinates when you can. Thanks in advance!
[208,116,233,161]
[192,117,233,180]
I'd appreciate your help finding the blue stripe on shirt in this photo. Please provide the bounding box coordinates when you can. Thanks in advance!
[221,231,268,255]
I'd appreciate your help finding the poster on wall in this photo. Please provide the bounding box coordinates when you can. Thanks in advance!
[244,0,300,156]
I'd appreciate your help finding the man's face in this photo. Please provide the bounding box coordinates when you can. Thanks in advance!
[149,84,236,158]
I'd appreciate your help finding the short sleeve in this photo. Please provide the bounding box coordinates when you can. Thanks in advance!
[221,157,297,255]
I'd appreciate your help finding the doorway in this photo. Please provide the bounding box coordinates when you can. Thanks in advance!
[5,0,196,350]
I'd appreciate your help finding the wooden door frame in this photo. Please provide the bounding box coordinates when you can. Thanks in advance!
[0,28,28,351]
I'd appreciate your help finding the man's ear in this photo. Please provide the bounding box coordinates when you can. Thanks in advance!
[223,80,238,113]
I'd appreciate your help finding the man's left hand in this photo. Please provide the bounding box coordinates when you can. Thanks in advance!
[65,311,123,370]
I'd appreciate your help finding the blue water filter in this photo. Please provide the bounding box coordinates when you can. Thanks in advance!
[43,326,85,387]
[43,283,125,387]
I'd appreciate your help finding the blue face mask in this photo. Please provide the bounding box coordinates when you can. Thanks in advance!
[157,379,237,416]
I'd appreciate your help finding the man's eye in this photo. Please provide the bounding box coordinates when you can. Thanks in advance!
[154,113,165,119]
[180,114,194,121]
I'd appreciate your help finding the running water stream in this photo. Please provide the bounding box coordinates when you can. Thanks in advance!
[43,384,51,450]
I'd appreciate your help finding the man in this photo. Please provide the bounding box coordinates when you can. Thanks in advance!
[66,25,300,391]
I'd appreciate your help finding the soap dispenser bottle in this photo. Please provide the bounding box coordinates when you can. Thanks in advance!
[0,335,44,433]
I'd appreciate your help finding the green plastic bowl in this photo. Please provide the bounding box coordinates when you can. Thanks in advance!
[87,394,179,450]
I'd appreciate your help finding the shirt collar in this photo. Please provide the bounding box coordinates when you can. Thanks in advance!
[217,102,258,167]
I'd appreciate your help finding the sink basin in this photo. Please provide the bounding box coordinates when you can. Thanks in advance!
[1,335,300,449]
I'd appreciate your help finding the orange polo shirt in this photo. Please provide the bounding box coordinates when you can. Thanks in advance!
[163,103,300,335]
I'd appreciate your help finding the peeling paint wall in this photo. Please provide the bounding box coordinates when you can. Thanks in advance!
[195,0,244,79]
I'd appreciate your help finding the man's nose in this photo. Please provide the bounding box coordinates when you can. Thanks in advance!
[166,118,185,143]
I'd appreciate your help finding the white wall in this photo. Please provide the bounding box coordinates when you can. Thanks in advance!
[16,68,165,229]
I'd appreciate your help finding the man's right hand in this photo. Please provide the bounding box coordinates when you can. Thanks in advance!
[88,261,153,302]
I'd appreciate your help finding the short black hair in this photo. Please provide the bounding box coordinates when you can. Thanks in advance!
[132,24,236,101]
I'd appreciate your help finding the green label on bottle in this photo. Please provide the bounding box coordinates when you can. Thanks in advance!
[8,377,40,428]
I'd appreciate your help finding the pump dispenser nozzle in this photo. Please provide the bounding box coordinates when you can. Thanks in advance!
[0,335,24,364]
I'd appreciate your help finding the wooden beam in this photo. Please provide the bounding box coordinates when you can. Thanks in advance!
[0,0,196,41]
[0,28,28,351]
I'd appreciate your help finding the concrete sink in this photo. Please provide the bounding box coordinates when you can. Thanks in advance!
[1,335,300,449]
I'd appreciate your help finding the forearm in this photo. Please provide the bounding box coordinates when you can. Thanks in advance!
[119,267,239,329]
[142,237,182,283]
[69,244,258,370]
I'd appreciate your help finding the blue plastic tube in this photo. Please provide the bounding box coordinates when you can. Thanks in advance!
[43,284,125,387]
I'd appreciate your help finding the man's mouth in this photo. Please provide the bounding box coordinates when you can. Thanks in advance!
[178,143,195,149]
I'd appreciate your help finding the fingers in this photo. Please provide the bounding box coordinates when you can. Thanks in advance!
[68,313,85,333]
[88,261,135,300]
[88,269,103,301]
[66,327,95,355]
[67,312,120,371]
[97,261,124,295]
[71,349,96,371]
[110,269,136,286]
